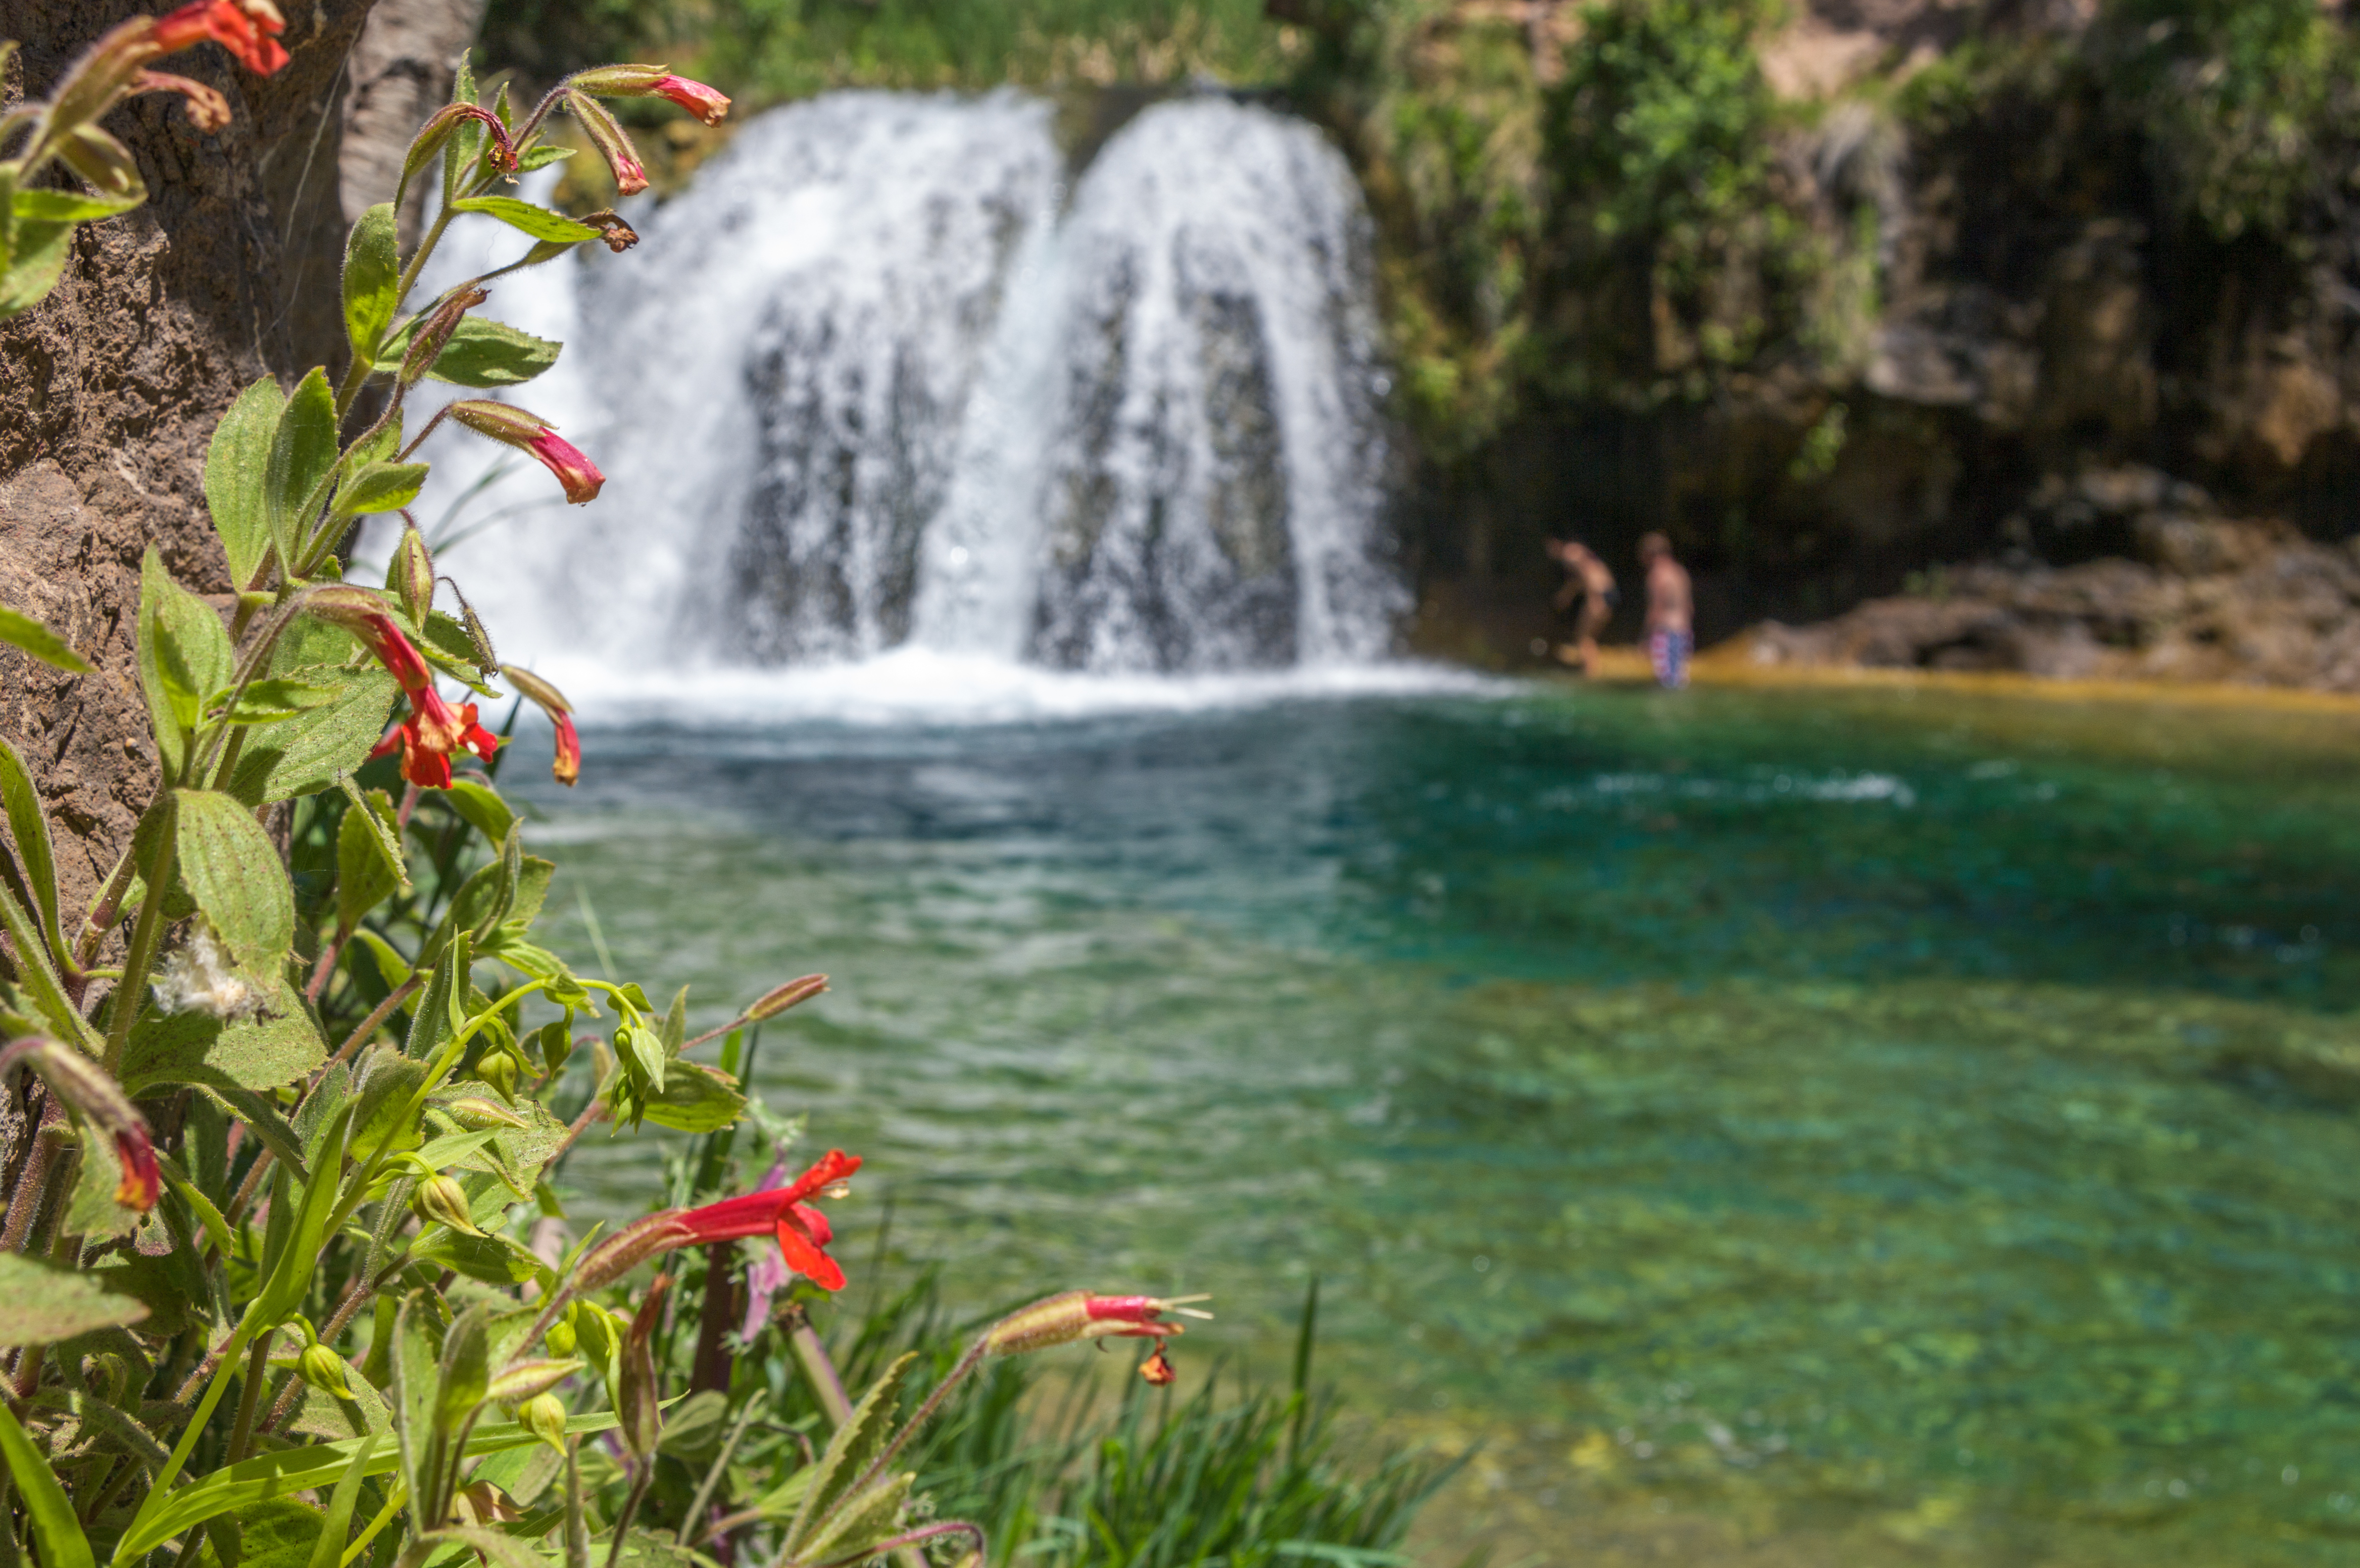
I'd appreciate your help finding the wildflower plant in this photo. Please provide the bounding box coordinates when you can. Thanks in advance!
[0,11,1199,1568]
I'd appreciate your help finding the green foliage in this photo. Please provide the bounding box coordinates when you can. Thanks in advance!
[484,0,1291,99]
[2097,0,2351,241]
[0,603,92,672]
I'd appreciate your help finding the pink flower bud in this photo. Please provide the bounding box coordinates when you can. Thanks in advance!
[650,76,731,126]
[447,401,605,505]
[0,1037,160,1212]
[980,1292,1212,1356]
[563,64,731,120]
[747,974,827,1021]
[564,90,648,197]
[133,70,230,131]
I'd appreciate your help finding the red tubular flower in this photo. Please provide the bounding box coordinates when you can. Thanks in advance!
[448,401,605,505]
[571,1149,862,1295]
[151,0,288,76]
[333,605,500,789]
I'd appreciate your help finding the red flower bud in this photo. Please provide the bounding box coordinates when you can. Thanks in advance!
[502,665,580,786]
[152,0,288,76]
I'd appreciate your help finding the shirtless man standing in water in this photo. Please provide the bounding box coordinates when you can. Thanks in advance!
[1638,532,1692,689]
[1546,538,1616,676]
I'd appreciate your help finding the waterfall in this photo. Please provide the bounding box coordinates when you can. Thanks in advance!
[402,88,1405,697]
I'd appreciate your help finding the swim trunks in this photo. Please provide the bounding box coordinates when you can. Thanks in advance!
[1649,629,1692,690]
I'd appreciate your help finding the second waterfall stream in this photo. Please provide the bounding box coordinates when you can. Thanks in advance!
[401,89,1423,715]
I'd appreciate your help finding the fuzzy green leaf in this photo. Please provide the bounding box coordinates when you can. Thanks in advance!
[207,376,286,588]
[435,1303,493,1434]
[227,668,400,806]
[265,369,338,573]
[122,993,326,1097]
[449,195,598,243]
[0,603,91,672]
[342,202,400,363]
[419,318,561,387]
[0,1252,150,1347]
[336,787,408,935]
[441,778,515,846]
[794,1473,913,1568]
[784,1352,918,1556]
[214,677,338,726]
[335,461,430,517]
[0,733,66,964]
[138,550,232,776]
[0,218,74,319]
[14,187,139,222]
[0,1398,94,1568]
[175,789,294,973]
[636,1061,747,1135]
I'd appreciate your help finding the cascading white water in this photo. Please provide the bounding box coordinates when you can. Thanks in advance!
[401,87,1407,701]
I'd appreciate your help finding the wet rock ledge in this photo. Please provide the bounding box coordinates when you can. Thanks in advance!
[1735,468,2360,690]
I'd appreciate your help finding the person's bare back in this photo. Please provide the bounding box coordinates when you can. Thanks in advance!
[1637,532,1692,688]
[1546,538,1617,676]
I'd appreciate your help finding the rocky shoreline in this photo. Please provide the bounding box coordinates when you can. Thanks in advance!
[1732,467,2360,690]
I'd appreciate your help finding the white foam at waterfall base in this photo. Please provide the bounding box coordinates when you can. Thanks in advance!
[388,88,1425,722]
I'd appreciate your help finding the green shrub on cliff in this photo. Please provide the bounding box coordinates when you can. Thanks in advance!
[2097,0,2356,243]
[1536,0,1815,398]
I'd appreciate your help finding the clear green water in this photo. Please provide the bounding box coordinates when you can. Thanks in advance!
[516,682,2360,1563]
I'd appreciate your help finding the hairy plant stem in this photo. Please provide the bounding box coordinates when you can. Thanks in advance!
[841,1340,990,1504]
[814,1524,985,1568]
[0,1112,64,1254]
[602,1465,654,1568]
[325,976,421,1074]
[101,828,176,1075]
[224,1336,271,1465]
[783,1308,852,1428]
[305,933,347,1005]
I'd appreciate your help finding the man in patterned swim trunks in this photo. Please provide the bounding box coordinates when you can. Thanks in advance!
[1639,532,1692,689]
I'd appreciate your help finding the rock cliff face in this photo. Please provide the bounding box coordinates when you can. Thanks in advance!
[1405,0,2360,682]
[0,0,378,929]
